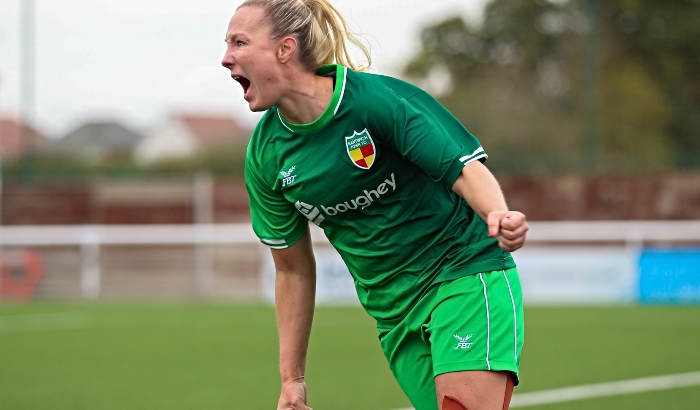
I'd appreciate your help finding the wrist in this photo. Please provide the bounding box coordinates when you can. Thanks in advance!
[282,375,305,384]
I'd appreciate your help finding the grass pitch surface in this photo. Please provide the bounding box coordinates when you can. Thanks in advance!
[1,303,699,409]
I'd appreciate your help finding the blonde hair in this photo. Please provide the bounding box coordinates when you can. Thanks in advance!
[237,0,371,72]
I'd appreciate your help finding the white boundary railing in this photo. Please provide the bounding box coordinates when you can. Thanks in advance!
[1,221,699,300]
[521,221,700,243]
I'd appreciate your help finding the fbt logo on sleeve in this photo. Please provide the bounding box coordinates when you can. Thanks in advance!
[280,165,297,187]
[294,173,397,225]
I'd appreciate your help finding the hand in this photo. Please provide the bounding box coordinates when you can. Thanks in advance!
[486,211,528,252]
[277,378,312,410]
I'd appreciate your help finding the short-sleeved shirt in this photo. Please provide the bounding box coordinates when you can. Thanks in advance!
[245,64,515,322]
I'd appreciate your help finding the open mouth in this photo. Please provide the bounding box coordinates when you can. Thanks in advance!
[233,76,251,97]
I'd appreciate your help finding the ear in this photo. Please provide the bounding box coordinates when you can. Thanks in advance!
[278,36,298,64]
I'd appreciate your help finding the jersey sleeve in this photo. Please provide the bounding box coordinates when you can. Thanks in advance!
[245,155,308,249]
[387,92,487,187]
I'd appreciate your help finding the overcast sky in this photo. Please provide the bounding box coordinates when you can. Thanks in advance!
[0,0,488,137]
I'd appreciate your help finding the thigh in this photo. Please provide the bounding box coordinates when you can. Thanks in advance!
[435,370,509,410]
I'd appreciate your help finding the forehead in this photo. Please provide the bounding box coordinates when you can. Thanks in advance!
[226,6,270,39]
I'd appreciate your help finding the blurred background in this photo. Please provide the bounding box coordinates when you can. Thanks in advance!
[0,0,698,302]
[0,0,699,409]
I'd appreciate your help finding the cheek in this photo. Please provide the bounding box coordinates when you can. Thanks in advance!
[256,63,281,88]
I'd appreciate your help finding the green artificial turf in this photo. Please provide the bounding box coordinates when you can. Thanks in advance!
[0,303,699,409]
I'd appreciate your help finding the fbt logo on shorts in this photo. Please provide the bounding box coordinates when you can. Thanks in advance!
[294,173,397,225]
[453,334,474,349]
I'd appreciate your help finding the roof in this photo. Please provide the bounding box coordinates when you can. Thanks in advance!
[51,121,142,154]
[174,114,246,146]
[0,117,47,159]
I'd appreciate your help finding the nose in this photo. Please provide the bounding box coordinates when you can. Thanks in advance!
[221,49,235,69]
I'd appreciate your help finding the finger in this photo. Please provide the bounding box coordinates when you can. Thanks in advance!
[500,212,527,231]
[499,222,529,240]
[499,229,527,248]
[486,212,506,238]
[498,233,527,252]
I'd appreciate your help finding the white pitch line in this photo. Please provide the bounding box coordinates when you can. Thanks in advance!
[0,312,90,333]
[510,371,700,407]
[391,370,700,410]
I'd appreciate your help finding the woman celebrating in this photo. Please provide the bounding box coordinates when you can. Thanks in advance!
[222,1,529,409]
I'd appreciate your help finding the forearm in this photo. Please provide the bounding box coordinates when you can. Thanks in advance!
[452,161,529,251]
[271,229,317,384]
[275,265,316,382]
[451,161,508,221]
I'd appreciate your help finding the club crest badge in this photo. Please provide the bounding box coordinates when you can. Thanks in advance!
[345,129,376,170]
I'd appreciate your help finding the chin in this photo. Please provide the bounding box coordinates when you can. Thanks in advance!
[247,100,273,113]
[249,105,267,113]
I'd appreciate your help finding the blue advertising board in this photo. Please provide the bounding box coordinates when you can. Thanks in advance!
[639,248,700,303]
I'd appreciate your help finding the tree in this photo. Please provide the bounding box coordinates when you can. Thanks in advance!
[403,0,700,173]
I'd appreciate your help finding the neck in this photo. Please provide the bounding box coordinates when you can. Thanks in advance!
[276,69,334,125]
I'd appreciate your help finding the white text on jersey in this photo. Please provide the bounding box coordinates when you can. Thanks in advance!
[322,173,396,215]
[295,201,325,226]
[294,173,397,226]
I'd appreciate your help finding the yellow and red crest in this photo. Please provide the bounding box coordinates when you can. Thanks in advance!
[345,129,376,170]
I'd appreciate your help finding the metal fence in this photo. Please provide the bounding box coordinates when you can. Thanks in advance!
[1,221,700,302]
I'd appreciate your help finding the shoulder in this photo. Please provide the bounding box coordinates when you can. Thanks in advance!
[246,110,283,185]
[249,109,277,141]
[346,70,449,122]
[248,109,280,158]
[342,70,435,131]
[347,70,424,101]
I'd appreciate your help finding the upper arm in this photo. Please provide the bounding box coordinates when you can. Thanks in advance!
[451,160,492,198]
[451,160,508,220]
[382,93,487,188]
[270,225,315,275]
[246,154,308,250]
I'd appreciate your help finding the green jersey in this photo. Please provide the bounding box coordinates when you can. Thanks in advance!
[245,64,515,322]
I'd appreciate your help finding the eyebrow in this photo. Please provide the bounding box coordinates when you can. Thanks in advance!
[225,33,242,43]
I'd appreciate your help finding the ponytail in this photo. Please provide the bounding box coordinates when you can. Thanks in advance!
[237,0,372,72]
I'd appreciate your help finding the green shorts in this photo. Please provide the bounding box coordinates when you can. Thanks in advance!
[377,268,524,410]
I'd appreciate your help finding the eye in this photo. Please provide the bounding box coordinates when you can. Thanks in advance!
[236,40,246,47]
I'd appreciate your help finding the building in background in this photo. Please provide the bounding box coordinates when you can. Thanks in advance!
[134,113,247,165]
[0,117,47,160]
[46,121,142,163]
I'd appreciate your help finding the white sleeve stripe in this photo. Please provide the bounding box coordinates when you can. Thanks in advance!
[265,244,289,249]
[261,238,286,245]
[459,147,486,163]
[461,153,488,166]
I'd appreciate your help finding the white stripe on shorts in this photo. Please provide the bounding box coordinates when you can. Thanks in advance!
[479,273,491,370]
[503,270,518,365]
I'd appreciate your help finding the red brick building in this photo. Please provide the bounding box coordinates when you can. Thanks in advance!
[0,117,47,160]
